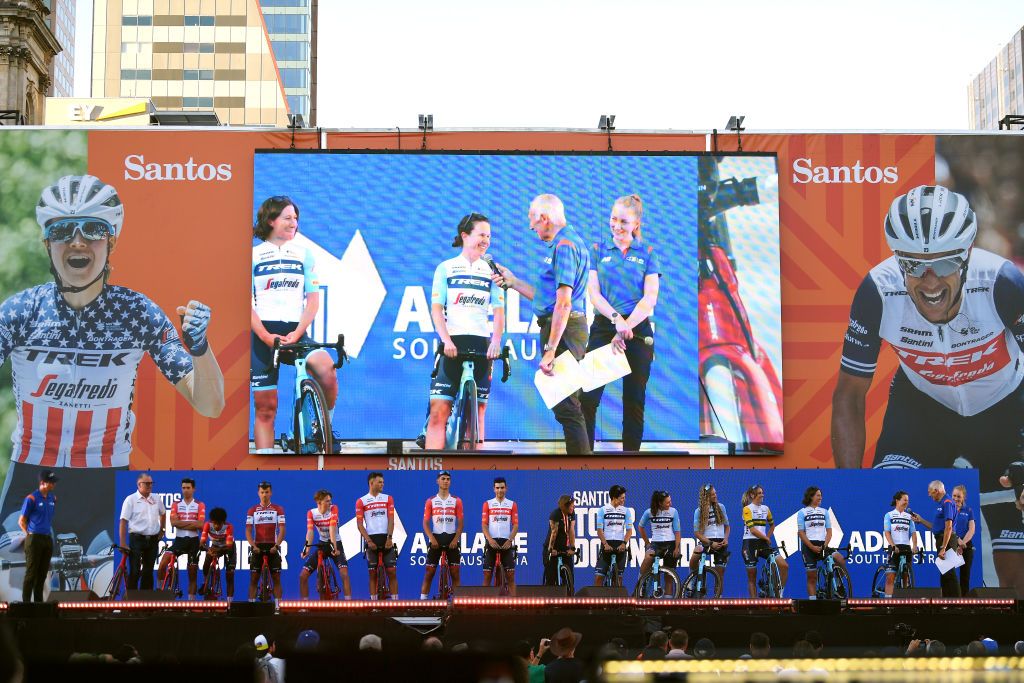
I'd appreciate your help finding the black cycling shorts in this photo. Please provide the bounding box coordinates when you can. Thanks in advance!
[303,541,347,572]
[429,335,493,403]
[694,538,729,567]
[250,543,282,572]
[364,534,398,569]
[742,538,771,568]
[204,547,236,571]
[426,532,461,567]
[646,541,678,568]
[800,542,825,570]
[169,536,201,565]
[595,540,629,577]
[482,539,516,571]
[251,321,309,391]
[886,544,913,571]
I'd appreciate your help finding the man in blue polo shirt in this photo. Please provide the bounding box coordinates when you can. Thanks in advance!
[17,470,57,602]
[912,480,960,597]
[492,194,592,454]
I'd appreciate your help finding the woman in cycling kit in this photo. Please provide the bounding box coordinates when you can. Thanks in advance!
[690,484,729,585]
[741,485,787,598]
[544,495,576,586]
[581,194,661,452]
[638,490,681,574]
[883,490,918,597]
[425,213,505,450]
[797,486,845,597]
[251,196,338,453]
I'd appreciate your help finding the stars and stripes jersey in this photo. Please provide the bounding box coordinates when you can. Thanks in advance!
[742,503,773,540]
[796,506,831,543]
[170,499,206,538]
[355,493,394,536]
[431,255,505,338]
[200,522,234,548]
[482,497,518,539]
[307,504,339,543]
[596,504,635,542]
[252,239,319,323]
[0,283,193,468]
[246,503,286,545]
[424,494,463,535]
[840,249,1024,416]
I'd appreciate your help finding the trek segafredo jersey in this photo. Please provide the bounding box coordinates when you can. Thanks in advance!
[841,249,1024,416]
[431,255,505,338]
[0,283,193,467]
[252,239,319,323]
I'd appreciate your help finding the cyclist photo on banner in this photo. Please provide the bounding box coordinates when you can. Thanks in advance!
[422,213,505,451]
[832,184,1024,590]
[740,484,787,598]
[251,195,338,454]
[882,490,918,597]
[0,172,225,602]
[581,195,661,453]
[796,486,845,598]
[689,484,729,588]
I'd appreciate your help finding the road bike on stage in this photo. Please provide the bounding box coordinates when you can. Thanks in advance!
[871,549,923,598]
[682,546,727,599]
[104,545,131,601]
[634,546,682,599]
[755,542,788,598]
[815,545,852,600]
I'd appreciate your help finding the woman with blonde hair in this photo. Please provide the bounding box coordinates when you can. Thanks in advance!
[688,484,730,591]
[951,484,976,596]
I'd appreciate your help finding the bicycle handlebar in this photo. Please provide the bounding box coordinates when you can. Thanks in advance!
[432,345,512,383]
[273,334,348,370]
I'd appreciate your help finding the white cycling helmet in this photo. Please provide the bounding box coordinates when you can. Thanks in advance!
[884,185,976,257]
[36,174,124,238]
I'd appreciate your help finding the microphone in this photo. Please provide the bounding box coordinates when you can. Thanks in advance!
[481,253,508,290]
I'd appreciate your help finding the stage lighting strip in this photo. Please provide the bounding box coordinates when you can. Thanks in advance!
[602,656,1024,676]
[846,598,1016,608]
[58,600,230,611]
[278,600,449,611]
[450,597,792,608]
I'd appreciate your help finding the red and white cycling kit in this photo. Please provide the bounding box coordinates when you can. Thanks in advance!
[424,495,463,535]
[170,499,206,538]
[0,283,193,467]
[356,493,394,536]
[200,522,234,549]
[307,504,339,543]
[246,503,286,545]
[482,497,518,539]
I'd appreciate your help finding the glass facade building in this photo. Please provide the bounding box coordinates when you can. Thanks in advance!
[44,0,76,97]
[969,26,1024,129]
[260,0,315,125]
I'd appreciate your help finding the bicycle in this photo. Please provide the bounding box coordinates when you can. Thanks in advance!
[309,541,342,600]
[755,542,788,598]
[201,551,224,600]
[601,545,630,589]
[436,547,455,600]
[370,544,395,600]
[489,545,513,596]
[104,545,131,601]
[871,549,923,598]
[157,545,185,598]
[814,546,852,600]
[423,346,512,450]
[273,334,347,456]
[682,546,728,599]
[634,546,682,599]
[551,547,581,596]
[252,550,276,603]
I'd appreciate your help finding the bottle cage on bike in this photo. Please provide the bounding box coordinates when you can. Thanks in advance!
[430,346,512,383]
[273,334,348,370]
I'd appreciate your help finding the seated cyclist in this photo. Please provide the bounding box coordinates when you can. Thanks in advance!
[200,507,236,601]
[482,477,519,595]
[246,481,285,601]
[424,213,505,450]
[594,485,634,586]
[638,490,681,575]
[420,471,464,599]
[543,495,577,586]
[158,477,205,601]
[299,489,351,600]
[741,485,787,598]
[797,486,845,597]
[690,484,729,588]
[356,472,398,599]
[882,490,919,597]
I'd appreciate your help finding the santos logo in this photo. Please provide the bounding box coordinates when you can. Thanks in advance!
[791,158,898,185]
[123,154,233,181]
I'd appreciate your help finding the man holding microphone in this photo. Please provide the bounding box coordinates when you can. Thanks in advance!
[492,194,592,454]
[912,480,961,597]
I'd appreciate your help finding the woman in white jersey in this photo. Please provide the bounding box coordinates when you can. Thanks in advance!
[741,485,788,598]
[638,490,681,575]
[690,484,729,588]
[251,196,337,453]
[425,213,505,450]
[797,486,845,598]
[883,490,918,597]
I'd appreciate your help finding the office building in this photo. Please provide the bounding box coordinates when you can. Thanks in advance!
[44,0,75,97]
[968,26,1024,129]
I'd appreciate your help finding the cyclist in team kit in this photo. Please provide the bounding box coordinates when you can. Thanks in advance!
[638,490,681,575]
[796,486,845,598]
[741,485,787,598]
[246,481,286,600]
[423,213,506,450]
[299,488,351,600]
[158,477,206,601]
[251,195,338,453]
[544,495,577,586]
[355,472,398,599]
[420,471,464,598]
[832,185,1024,589]
[882,490,918,597]
[0,175,224,597]
[690,484,729,587]
[481,477,519,595]
[593,484,634,586]
[200,507,236,601]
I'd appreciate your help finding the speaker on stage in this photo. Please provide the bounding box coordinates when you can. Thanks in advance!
[517,586,569,598]
[575,586,628,598]
[47,590,99,603]
[229,601,276,617]
[8,601,59,618]
[794,599,842,615]
[125,589,176,601]
[968,587,1019,599]
[456,586,502,597]
[893,587,942,598]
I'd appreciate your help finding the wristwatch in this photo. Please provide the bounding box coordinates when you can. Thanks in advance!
[543,343,554,352]
[611,312,620,321]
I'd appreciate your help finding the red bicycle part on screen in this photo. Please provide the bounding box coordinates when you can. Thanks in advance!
[698,244,784,449]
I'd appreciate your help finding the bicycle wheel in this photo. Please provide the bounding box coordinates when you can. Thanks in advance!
[681,572,700,598]
[767,561,782,598]
[105,567,127,601]
[871,566,888,598]
[257,565,273,602]
[655,568,682,599]
[832,565,852,599]
[293,378,333,455]
[559,564,574,596]
[815,567,830,599]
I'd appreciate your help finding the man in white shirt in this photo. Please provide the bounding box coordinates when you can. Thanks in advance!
[118,472,166,590]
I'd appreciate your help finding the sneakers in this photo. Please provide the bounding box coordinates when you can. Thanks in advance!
[415,432,426,450]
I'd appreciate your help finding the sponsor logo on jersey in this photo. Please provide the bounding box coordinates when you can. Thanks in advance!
[849,318,869,335]
[161,326,179,345]
[883,290,908,297]
[30,375,119,400]
[454,292,487,306]
[24,349,129,367]
[966,287,990,294]
[899,336,932,347]
[894,337,1009,386]
[123,154,232,182]
[263,278,302,291]
[254,261,303,274]
[625,256,646,265]
[899,326,932,337]
[791,157,899,185]
[448,277,488,287]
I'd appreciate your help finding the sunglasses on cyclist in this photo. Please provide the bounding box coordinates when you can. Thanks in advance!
[44,218,115,243]
[703,484,712,492]
[896,255,966,279]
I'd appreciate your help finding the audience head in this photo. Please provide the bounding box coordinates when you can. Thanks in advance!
[750,632,771,658]
[693,638,716,659]
[422,637,443,652]
[359,634,382,652]
[649,631,669,649]
[803,630,823,653]
[925,640,947,657]
[550,627,582,658]
[792,640,815,658]
[295,629,320,652]
[669,629,689,652]
[967,641,986,656]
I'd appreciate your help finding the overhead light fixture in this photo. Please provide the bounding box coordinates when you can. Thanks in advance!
[418,114,433,150]
[725,115,745,131]
[598,114,616,151]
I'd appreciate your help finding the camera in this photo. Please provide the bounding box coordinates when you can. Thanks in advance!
[888,622,918,644]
